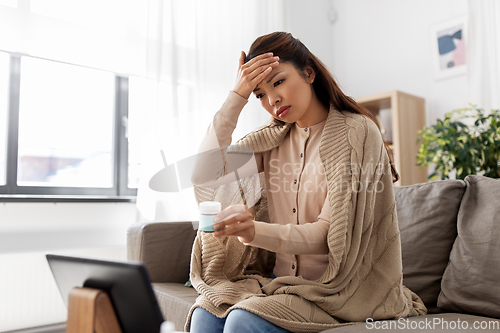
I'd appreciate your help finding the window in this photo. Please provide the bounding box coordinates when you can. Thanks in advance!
[127,77,157,189]
[30,0,148,38]
[0,0,17,8]
[0,53,136,199]
[0,52,8,186]
[18,57,115,188]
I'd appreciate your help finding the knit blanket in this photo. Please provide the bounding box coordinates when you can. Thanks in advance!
[186,110,427,332]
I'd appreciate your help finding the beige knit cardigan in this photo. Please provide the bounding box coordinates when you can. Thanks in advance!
[186,109,427,332]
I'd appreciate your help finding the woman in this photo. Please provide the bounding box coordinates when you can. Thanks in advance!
[188,32,426,333]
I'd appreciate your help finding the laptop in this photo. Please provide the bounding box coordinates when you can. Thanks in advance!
[46,254,164,333]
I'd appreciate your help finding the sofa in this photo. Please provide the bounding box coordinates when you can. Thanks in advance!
[127,175,500,332]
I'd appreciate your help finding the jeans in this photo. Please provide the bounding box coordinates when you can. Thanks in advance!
[190,307,290,333]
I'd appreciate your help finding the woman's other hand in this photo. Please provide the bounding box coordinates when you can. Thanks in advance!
[213,204,255,243]
[233,51,279,99]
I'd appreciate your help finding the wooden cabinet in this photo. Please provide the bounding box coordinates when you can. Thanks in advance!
[356,90,427,186]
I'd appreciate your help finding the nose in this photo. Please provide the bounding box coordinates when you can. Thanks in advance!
[268,93,281,106]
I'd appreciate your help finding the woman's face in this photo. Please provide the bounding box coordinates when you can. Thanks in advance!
[252,62,319,127]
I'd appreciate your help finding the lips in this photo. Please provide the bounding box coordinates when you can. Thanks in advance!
[276,106,290,118]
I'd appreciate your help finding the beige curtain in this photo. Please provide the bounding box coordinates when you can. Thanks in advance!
[467,0,500,112]
[135,0,285,222]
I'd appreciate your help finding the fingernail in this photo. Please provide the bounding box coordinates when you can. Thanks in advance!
[274,56,279,60]
[268,52,273,56]
[214,231,219,237]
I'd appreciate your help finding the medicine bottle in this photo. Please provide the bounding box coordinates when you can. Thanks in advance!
[198,201,221,232]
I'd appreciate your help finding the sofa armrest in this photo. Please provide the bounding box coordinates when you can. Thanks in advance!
[127,221,197,283]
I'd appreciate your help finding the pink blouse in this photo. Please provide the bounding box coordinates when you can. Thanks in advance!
[204,91,334,281]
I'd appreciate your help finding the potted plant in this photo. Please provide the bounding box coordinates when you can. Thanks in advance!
[416,106,500,180]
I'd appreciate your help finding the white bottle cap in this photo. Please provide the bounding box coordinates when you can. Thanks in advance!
[160,321,176,333]
[199,201,221,215]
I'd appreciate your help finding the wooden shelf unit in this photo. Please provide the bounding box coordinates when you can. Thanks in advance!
[356,90,427,186]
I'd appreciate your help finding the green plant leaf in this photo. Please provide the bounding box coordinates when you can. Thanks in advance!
[417,106,500,179]
[428,171,439,180]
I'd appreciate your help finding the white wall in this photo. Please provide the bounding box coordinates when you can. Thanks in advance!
[0,201,136,331]
[284,0,336,70]
[286,0,469,125]
[0,202,136,253]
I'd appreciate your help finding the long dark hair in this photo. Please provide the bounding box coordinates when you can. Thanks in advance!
[245,32,399,182]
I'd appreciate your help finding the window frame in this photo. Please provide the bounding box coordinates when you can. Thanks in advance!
[0,53,137,201]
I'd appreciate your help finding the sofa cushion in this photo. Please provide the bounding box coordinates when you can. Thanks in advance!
[153,282,198,331]
[438,175,500,319]
[394,179,466,313]
[127,221,197,283]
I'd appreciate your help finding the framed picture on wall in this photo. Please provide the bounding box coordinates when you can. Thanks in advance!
[430,15,468,80]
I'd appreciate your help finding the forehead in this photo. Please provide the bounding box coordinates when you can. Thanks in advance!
[255,62,296,91]
[264,62,294,80]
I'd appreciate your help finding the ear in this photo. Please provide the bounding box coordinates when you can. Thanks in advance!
[304,66,316,84]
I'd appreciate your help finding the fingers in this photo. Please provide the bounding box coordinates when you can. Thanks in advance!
[233,52,279,99]
[238,51,246,67]
[242,54,279,79]
[241,52,274,68]
[246,63,273,84]
[243,52,275,67]
[214,215,251,236]
[213,209,252,234]
[251,65,273,85]
[214,209,249,231]
[214,204,246,223]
